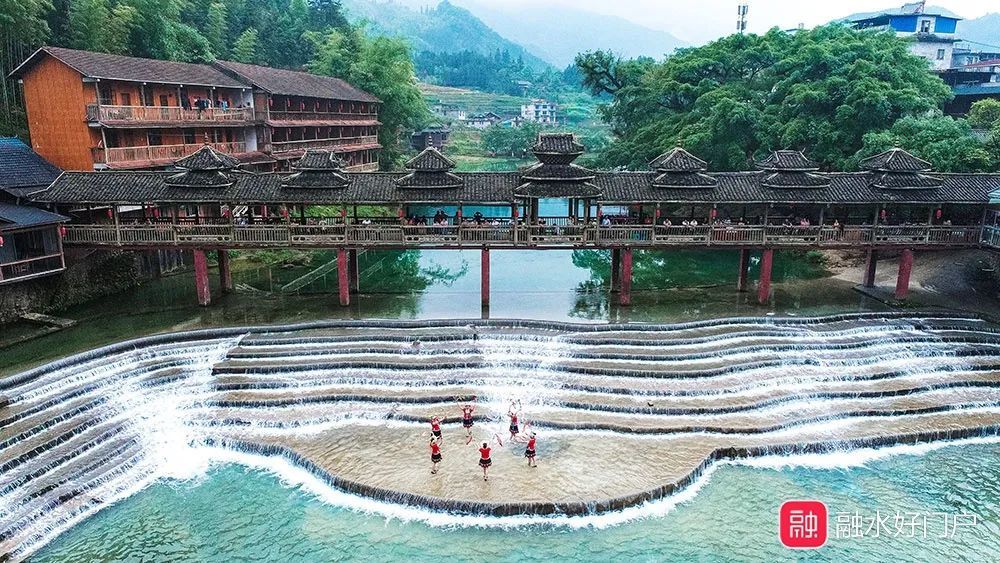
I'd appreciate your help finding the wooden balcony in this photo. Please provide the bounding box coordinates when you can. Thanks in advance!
[92,142,247,167]
[60,223,987,250]
[270,136,380,153]
[0,254,65,284]
[87,104,253,126]
[267,111,379,123]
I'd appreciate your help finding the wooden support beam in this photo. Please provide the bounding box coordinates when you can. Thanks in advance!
[863,249,878,288]
[337,248,350,306]
[218,249,233,293]
[895,249,914,300]
[737,248,750,292]
[620,247,633,306]
[193,250,211,306]
[610,248,621,293]
[757,249,773,305]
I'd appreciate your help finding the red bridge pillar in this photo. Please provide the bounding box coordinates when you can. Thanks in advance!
[863,249,878,288]
[348,249,360,294]
[218,249,233,293]
[610,248,621,293]
[337,248,350,306]
[736,248,750,292]
[481,247,490,308]
[193,249,211,306]
[620,247,633,306]
[757,249,773,305]
[895,249,914,300]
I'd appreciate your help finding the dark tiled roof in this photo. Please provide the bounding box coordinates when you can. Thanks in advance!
[213,60,379,103]
[0,202,67,231]
[165,170,235,189]
[533,134,584,155]
[860,148,933,172]
[10,46,245,88]
[293,150,347,171]
[521,162,595,182]
[760,171,831,189]
[649,147,708,172]
[514,181,601,199]
[405,148,456,171]
[757,150,820,171]
[282,171,350,189]
[871,172,943,190]
[652,172,718,188]
[174,145,242,171]
[0,138,61,198]
[396,171,464,189]
[35,171,1000,206]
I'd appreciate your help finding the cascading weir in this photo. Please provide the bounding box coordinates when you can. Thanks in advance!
[3,313,1000,559]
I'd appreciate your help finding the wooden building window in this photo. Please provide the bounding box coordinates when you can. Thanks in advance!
[147,130,163,146]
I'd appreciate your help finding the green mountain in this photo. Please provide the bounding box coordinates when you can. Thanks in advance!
[339,0,550,69]
[957,13,1000,49]
[454,0,686,67]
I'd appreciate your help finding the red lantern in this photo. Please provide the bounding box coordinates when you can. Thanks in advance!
[281,206,289,218]
[0,235,5,247]
[935,208,943,219]
[512,208,519,218]
[153,208,161,219]
[261,205,269,218]
[397,208,404,218]
[455,209,462,219]
[880,209,887,220]
[107,208,113,219]
[597,206,603,218]
[710,208,718,220]
[655,209,661,218]
[269,98,274,107]
[59,225,67,238]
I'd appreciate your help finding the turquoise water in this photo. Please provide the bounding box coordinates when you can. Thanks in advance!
[35,442,1000,562]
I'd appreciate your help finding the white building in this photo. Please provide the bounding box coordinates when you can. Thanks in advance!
[521,99,558,124]
[845,3,962,72]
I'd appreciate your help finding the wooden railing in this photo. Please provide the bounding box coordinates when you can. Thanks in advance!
[0,254,65,284]
[87,104,253,124]
[60,223,987,249]
[267,111,379,122]
[271,136,379,153]
[93,142,246,165]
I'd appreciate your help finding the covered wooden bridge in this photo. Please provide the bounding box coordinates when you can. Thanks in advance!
[31,134,1000,308]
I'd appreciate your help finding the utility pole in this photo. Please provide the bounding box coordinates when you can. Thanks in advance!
[737,4,749,34]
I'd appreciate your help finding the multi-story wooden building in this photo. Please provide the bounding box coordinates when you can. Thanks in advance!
[10,47,381,173]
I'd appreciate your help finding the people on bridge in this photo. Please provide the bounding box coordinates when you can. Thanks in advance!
[479,442,492,481]
[473,211,484,224]
[430,437,442,474]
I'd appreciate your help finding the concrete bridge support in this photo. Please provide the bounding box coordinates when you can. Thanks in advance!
[337,248,350,307]
[620,248,633,306]
[218,250,233,293]
[611,248,621,293]
[481,248,491,309]
[736,249,750,292]
[348,249,360,294]
[193,250,211,306]
[757,249,774,305]
[895,249,914,300]
[863,249,878,288]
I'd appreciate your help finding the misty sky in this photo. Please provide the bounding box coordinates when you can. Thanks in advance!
[435,1,999,45]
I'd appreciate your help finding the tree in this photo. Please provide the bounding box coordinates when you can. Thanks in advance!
[67,0,109,51]
[0,0,52,45]
[204,2,229,59]
[577,25,953,171]
[858,115,995,172]
[231,27,259,63]
[309,27,429,168]
[481,122,541,157]
[968,99,1000,131]
[104,3,138,54]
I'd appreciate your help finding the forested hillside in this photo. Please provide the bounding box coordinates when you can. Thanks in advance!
[0,0,429,167]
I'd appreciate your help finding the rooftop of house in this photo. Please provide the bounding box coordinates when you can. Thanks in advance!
[0,138,62,199]
[0,202,67,231]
